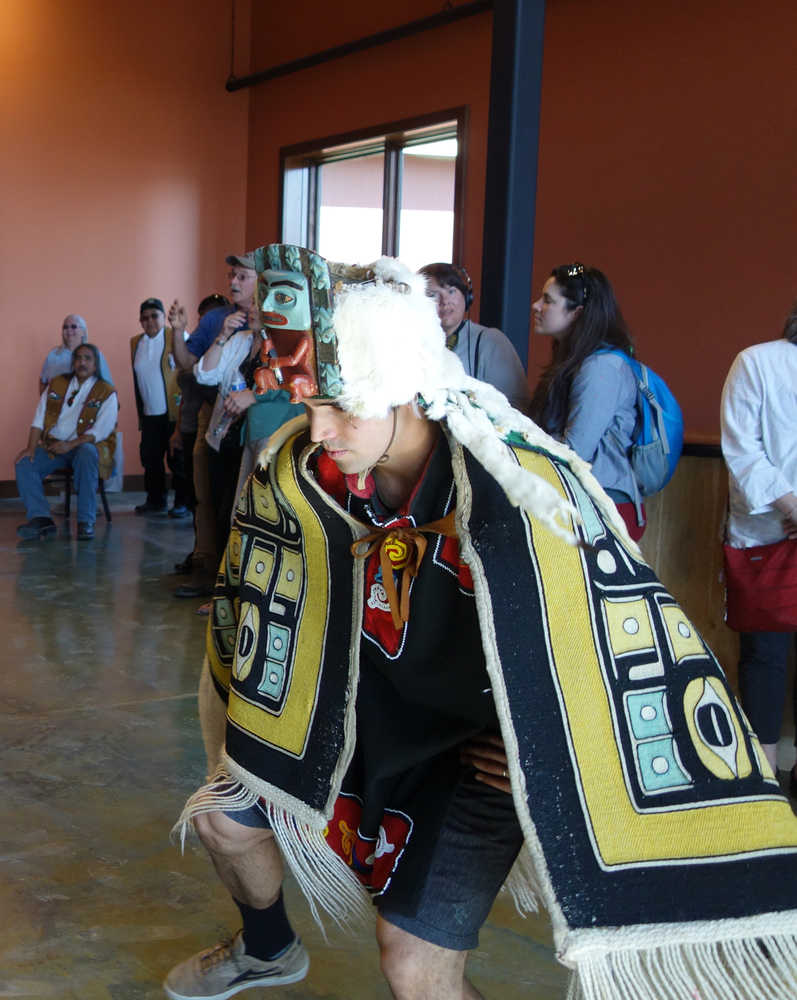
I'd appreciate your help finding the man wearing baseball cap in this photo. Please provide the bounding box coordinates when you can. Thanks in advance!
[131,298,190,516]
[169,254,257,372]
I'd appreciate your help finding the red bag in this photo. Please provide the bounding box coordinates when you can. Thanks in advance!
[723,538,797,632]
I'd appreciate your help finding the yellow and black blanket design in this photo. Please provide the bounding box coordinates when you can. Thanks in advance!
[206,425,797,996]
[207,427,365,824]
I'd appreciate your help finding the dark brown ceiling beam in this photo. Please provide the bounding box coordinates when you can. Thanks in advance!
[226,1,492,92]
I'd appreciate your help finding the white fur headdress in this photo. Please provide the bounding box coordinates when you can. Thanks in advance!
[256,245,630,544]
[332,257,467,417]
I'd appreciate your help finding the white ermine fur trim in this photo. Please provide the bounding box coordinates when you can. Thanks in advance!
[432,375,637,550]
[443,388,579,544]
[332,259,467,419]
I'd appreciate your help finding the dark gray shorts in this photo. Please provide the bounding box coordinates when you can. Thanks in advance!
[375,771,523,950]
[226,771,522,952]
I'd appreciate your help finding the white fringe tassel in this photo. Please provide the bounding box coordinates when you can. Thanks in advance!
[171,767,260,852]
[171,768,372,937]
[502,845,541,916]
[264,801,372,938]
[569,935,797,1000]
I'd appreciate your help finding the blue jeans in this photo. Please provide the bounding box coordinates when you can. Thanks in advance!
[15,443,99,527]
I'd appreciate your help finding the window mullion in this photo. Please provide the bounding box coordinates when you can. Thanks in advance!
[307,163,321,250]
[382,141,402,257]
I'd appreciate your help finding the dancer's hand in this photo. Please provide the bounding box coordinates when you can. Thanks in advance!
[460,733,512,794]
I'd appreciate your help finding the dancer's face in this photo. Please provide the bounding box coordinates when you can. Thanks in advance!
[304,399,395,477]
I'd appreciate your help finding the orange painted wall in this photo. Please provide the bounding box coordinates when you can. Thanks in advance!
[243,3,492,305]
[0,0,250,479]
[531,0,797,442]
[243,0,797,443]
[4,0,790,481]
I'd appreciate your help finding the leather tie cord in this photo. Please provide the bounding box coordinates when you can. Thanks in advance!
[351,510,458,629]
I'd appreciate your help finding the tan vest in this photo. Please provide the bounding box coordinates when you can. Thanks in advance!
[44,375,117,480]
[130,326,181,423]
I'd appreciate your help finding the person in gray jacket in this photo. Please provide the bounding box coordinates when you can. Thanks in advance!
[529,262,644,539]
[419,262,531,414]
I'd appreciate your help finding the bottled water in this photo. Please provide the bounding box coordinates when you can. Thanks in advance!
[208,375,247,443]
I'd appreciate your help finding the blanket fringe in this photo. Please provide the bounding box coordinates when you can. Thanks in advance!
[170,766,260,851]
[502,845,541,916]
[171,768,372,936]
[567,934,797,1000]
[264,800,372,938]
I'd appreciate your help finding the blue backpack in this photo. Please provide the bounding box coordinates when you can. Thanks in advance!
[601,349,684,497]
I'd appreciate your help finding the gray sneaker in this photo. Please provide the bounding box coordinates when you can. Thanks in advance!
[163,932,309,999]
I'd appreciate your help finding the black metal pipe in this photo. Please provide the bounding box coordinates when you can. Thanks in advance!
[226,0,492,92]
[479,0,546,368]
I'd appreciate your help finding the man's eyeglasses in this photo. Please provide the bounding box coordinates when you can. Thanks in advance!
[426,285,459,303]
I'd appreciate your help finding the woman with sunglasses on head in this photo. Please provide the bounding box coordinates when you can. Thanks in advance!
[530,263,645,539]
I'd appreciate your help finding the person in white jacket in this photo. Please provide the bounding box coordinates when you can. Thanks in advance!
[720,298,797,784]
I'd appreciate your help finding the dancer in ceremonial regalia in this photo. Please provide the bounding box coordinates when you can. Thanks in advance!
[165,244,797,1000]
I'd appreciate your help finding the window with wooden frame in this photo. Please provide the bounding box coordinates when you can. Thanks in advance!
[280,109,467,270]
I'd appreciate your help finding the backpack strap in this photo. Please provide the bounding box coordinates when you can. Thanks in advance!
[637,365,670,454]
[608,426,645,528]
[472,327,484,377]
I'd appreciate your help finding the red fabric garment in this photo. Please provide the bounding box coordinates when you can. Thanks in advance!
[615,500,645,541]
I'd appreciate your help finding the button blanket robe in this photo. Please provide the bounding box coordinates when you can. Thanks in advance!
[180,418,797,1000]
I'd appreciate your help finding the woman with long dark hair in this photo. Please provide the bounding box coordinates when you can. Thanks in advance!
[529,263,644,538]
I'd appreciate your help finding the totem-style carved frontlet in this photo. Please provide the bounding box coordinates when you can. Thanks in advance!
[253,245,376,403]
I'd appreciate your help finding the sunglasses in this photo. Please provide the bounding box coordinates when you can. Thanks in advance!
[565,262,588,301]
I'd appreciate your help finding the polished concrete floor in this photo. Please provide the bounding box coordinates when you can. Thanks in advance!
[0,493,569,999]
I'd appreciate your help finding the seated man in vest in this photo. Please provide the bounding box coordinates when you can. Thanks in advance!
[15,343,118,540]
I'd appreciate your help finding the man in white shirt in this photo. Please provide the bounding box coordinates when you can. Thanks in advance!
[131,297,189,517]
[15,343,118,540]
